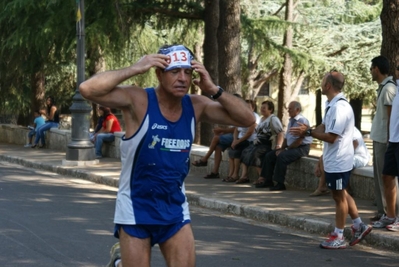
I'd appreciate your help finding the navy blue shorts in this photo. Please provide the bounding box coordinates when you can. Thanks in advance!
[217,133,234,151]
[114,220,191,247]
[325,170,351,190]
[383,142,399,177]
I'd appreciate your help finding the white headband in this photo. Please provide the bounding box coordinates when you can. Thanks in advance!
[159,45,194,71]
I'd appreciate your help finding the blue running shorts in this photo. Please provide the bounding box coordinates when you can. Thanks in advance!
[114,219,191,247]
[325,170,351,190]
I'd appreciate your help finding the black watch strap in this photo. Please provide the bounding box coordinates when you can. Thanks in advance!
[211,86,224,100]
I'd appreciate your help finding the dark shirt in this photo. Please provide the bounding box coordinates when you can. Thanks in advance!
[94,116,104,133]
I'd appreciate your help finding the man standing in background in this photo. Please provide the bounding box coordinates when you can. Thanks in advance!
[369,56,398,225]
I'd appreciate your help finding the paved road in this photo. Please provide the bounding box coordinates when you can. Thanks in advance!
[1,161,398,267]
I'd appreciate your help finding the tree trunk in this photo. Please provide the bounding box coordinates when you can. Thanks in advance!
[87,46,105,129]
[380,0,399,76]
[199,0,220,146]
[30,71,46,117]
[277,0,294,128]
[19,70,45,126]
[349,97,363,131]
[218,0,241,95]
[350,97,363,132]
[204,0,219,85]
[315,89,322,126]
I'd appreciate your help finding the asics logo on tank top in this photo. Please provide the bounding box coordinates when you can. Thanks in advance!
[151,123,168,130]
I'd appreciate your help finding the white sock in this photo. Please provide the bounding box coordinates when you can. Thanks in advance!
[334,227,344,239]
[352,217,362,229]
[114,259,121,267]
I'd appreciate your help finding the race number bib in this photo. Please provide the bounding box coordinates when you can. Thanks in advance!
[159,45,193,71]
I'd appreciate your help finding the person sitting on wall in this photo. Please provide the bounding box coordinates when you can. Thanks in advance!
[32,96,60,148]
[24,110,45,147]
[92,106,122,159]
[256,101,312,191]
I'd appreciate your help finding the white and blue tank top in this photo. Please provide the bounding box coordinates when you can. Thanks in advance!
[114,88,195,225]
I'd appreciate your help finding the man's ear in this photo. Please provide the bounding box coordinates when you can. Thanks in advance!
[155,68,162,81]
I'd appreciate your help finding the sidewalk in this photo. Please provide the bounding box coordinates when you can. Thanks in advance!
[1,143,398,251]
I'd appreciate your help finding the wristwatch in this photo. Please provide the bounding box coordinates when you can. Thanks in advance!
[305,128,312,136]
[211,86,224,100]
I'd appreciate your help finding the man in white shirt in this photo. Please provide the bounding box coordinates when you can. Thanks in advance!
[310,127,371,196]
[290,71,372,249]
[373,69,399,231]
[369,56,397,222]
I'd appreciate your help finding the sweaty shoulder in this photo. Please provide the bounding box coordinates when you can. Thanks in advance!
[118,85,148,107]
[188,94,214,122]
[188,94,213,109]
[119,86,149,136]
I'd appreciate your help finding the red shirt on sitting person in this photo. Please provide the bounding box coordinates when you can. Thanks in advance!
[103,113,121,133]
[98,106,122,133]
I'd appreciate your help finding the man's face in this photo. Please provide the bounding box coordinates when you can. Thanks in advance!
[370,64,377,81]
[157,68,193,97]
[287,103,298,118]
[320,75,328,95]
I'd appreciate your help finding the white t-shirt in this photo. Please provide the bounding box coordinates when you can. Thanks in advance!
[322,93,354,173]
[370,76,396,143]
[389,89,399,142]
[237,112,260,141]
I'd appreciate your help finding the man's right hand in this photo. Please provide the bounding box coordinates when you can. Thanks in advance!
[134,54,169,74]
[289,122,309,137]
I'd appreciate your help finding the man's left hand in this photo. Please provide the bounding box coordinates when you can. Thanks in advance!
[191,61,218,95]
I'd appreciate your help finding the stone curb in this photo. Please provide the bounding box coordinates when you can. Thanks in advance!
[1,154,399,252]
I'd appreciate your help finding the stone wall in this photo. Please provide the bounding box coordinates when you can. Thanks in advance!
[0,124,121,158]
[189,144,374,200]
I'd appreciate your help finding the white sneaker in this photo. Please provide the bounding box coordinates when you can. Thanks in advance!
[24,144,32,147]
[372,214,396,228]
[386,218,399,232]
[320,232,347,249]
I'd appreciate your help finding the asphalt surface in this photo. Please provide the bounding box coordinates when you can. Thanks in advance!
[1,161,399,267]
[0,143,399,254]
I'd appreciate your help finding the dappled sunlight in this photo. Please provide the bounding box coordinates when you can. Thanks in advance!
[54,216,90,223]
[86,229,112,236]
[72,200,105,204]
[69,179,94,184]
[30,197,52,202]
[92,171,119,177]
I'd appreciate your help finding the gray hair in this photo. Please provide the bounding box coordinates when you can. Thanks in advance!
[290,101,302,112]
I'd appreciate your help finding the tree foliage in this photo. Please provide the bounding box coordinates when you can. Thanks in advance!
[240,0,382,105]
[0,0,389,130]
[0,0,76,122]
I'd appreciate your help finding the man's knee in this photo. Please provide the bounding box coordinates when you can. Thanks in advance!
[331,190,346,203]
